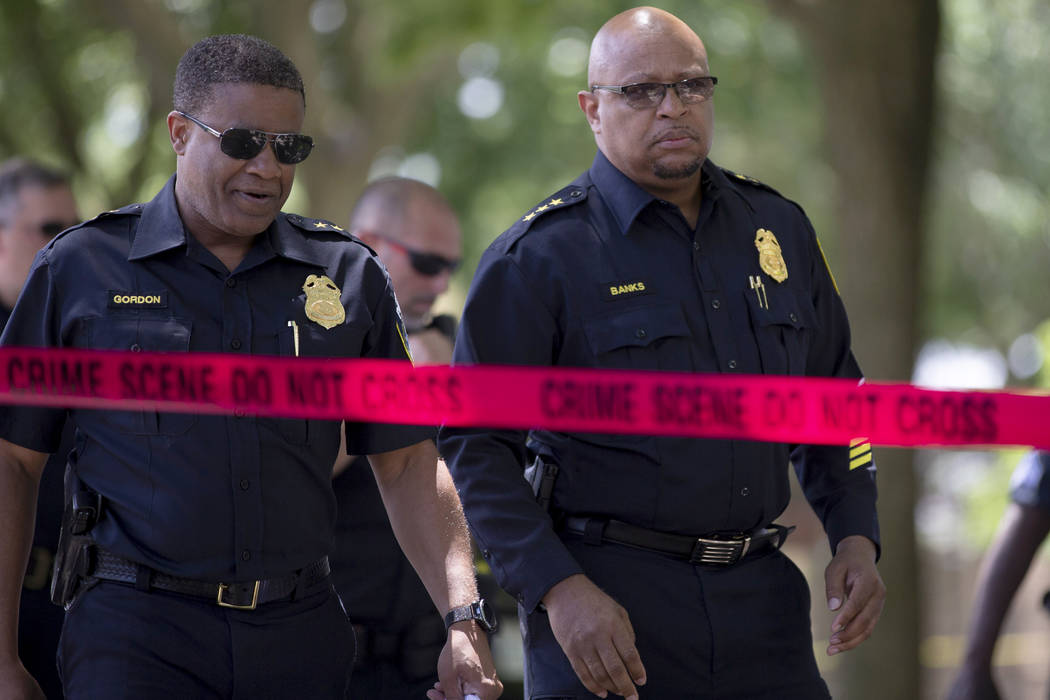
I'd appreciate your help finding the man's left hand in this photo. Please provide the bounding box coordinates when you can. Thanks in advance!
[427,622,502,700]
[824,535,885,655]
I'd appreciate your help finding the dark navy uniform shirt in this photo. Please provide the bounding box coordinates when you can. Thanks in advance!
[0,176,432,582]
[1009,451,1050,511]
[439,151,880,612]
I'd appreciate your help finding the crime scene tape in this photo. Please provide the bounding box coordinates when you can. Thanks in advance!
[1,346,1048,449]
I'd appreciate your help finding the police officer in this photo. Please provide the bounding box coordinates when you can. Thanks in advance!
[0,35,500,700]
[330,177,464,699]
[0,158,80,699]
[439,7,884,699]
[947,450,1050,700]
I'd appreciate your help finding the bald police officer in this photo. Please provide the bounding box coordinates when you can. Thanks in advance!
[331,177,465,700]
[440,7,884,699]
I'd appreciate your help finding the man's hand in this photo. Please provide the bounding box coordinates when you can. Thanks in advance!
[0,660,46,700]
[824,535,885,655]
[542,574,646,700]
[426,622,502,700]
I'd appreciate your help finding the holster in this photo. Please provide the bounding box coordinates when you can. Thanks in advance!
[524,455,559,513]
[50,468,102,609]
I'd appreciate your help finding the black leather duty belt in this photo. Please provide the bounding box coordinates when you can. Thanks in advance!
[562,516,794,567]
[89,549,331,610]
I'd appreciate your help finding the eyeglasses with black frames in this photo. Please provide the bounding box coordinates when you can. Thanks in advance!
[590,76,718,110]
[371,233,461,277]
[175,111,314,165]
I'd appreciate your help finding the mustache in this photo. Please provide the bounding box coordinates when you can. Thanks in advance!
[650,127,700,146]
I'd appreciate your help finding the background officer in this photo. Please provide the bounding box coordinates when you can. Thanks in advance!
[947,450,1050,700]
[331,176,463,699]
[0,157,80,699]
[439,7,884,699]
[0,35,499,700]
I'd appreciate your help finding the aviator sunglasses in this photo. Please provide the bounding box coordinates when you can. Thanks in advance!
[371,233,461,276]
[590,76,718,110]
[176,111,314,165]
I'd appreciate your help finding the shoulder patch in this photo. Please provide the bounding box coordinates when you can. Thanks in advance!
[285,214,351,238]
[506,184,588,239]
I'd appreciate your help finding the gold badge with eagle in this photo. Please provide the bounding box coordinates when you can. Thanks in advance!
[754,228,788,283]
[302,274,345,329]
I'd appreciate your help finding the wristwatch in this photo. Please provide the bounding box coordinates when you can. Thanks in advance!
[444,598,498,634]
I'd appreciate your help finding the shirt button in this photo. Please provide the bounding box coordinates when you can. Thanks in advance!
[693,241,700,251]
[789,312,798,323]
[635,328,647,339]
[740,487,751,496]
[231,339,242,350]
[225,278,237,288]
[570,189,583,198]
[728,359,738,369]
[130,343,141,352]
[241,550,251,561]
[240,479,250,490]
[711,299,721,310]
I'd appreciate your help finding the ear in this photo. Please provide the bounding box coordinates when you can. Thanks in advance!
[168,111,190,155]
[578,90,601,135]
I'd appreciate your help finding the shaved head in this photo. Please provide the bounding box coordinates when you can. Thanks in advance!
[349,177,462,329]
[588,7,707,87]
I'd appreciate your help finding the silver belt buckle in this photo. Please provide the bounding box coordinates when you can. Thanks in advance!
[691,533,751,566]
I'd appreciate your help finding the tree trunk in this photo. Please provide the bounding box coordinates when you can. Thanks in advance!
[773,2,940,698]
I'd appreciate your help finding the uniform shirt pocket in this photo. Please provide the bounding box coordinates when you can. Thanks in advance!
[743,286,819,375]
[582,302,692,371]
[83,316,196,435]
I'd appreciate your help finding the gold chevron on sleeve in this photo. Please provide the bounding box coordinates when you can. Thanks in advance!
[849,438,872,470]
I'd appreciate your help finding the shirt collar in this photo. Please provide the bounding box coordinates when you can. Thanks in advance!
[128,175,188,260]
[588,150,736,234]
[129,175,330,268]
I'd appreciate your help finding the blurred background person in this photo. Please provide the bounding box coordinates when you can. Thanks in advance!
[331,176,466,700]
[0,157,80,700]
[947,450,1050,700]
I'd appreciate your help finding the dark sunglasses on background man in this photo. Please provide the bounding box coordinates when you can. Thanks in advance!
[370,233,461,276]
[176,111,314,165]
[590,76,718,110]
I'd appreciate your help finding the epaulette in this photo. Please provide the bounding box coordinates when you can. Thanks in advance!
[506,184,588,240]
[48,203,144,245]
[720,167,785,197]
[285,213,351,237]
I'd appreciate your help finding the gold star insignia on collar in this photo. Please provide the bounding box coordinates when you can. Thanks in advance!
[522,211,537,222]
[535,204,550,213]
[548,198,563,206]
[313,221,328,228]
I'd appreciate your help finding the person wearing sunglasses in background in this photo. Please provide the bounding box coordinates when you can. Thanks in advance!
[439,7,884,699]
[327,176,487,700]
[0,35,500,700]
[0,158,80,700]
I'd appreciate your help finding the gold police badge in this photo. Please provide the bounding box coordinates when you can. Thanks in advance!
[302,274,345,329]
[754,228,788,283]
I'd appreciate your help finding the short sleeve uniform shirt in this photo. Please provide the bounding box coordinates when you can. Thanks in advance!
[0,176,432,581]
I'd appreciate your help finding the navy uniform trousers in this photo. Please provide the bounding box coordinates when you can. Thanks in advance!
[58,579,354,699]
[522,537,831,700]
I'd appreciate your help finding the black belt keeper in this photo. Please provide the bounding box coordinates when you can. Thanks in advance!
[562,516,794,567]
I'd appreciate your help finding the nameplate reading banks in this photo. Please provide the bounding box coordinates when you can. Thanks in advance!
[0,347,1046,449]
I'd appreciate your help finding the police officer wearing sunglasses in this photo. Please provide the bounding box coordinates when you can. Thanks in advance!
[440,7,884,699]
[0,34,500,700]
[0,158,80,700]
